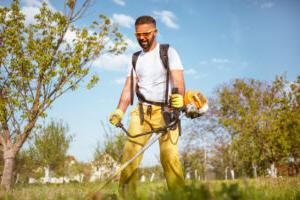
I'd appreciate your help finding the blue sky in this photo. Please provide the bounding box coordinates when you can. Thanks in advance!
[1,0,300,166]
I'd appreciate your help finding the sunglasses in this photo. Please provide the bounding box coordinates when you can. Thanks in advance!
[134,29,156,37]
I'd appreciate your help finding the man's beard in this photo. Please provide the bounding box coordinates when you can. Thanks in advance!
[138,35,155,51]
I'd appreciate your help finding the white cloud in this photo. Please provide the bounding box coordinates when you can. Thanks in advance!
[197,58,249,71]
[252,0,275,9]
[21,0,55,25]
[194,73,208,80]
[184,68,208,79]
[92,36,139,72]
[113,0,125,6]
[153,10,179,29]
[62,30,136,64]
[23,0,43,7]
[185,68,197,75]
[261,2,274,9]
[94,54,130,71]
[21,6,40,25]
[64,29,77,44]
[124,37,139,52]
[199,60,208,65]
[211,58,230,64]
[22,0,55,10]
[184,67,209,79]
[112,14,134,28]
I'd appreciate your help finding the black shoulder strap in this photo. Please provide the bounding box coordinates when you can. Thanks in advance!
[132,51,142,71]
[159,44,169,70]
[159,44,170,104]
[130,51,142,105]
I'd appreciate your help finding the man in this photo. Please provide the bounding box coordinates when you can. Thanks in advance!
[109,15,185,198]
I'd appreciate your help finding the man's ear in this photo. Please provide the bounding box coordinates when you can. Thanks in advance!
[154,29,158,37]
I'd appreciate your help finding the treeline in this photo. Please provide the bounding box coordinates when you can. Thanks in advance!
[5,74,299,183]
[182,74,300,179]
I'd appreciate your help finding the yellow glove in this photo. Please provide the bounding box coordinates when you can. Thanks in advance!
[109,109,124,126]
[170,94,184,108]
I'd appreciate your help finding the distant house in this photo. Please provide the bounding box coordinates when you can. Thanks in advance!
[29,155,84,184]
[65,155,76,166]
[64,155,84,182]
[90,153,119,182]
[28,154,120,184]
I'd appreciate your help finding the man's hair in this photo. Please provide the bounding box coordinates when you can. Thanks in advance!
[135,16,156,27]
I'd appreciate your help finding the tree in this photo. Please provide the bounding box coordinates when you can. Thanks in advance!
[0,0,126,189]
[95,121,126,162]
[140,165,164,181]
[277,75,300,174]
[182,75,300,179]
[181,98,227,180]
[102,132,126,162]
[28,120,73,178]
[215,75,300,176]
[181,148,206,180]
[14,150,39,183]
[209,136,238,179]
[66,159,91,182]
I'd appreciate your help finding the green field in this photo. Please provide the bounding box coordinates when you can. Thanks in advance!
[0,177,299,200]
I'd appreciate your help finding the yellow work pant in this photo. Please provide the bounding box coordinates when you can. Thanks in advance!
[119,104,185,198]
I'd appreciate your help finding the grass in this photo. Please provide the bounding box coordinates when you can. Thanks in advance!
[0,177,299,200]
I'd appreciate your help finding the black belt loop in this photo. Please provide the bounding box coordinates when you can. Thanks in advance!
[146,105,152,119]
[138,103,144,125]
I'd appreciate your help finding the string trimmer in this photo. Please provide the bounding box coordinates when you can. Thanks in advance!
[88,89,208,198]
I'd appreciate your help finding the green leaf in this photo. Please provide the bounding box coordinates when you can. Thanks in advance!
[86,75,100,89]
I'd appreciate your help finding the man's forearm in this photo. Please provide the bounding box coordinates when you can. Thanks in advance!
[171,70,185,96]
[117,93,131,113]
[177,82,185,96]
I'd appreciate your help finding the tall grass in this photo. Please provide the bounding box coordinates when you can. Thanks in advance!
[151,177,300,200]
[0,177,299,200]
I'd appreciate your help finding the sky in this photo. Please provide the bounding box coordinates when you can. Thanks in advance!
[1,0,300,166]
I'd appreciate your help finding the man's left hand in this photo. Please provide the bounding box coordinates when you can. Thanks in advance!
[170,94,184,108]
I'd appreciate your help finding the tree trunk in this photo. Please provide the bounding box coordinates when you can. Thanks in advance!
[1,146,18,191]
[225,167,229,180]
[230,169,235,180]
[270,162,277,178]
[252,164,257,178]
[43,166,51,183]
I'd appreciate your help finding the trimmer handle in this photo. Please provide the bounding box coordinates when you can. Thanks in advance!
[165,87,180,131]
[172,87,179,94]
[171,87,182,111]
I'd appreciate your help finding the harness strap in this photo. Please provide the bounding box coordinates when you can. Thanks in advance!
[136,88,165,106]
[131,51,142,105]
[138,103,144,125]
[159,44,170,105]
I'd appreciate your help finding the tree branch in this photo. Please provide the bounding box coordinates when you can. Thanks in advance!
[18,72,43,147]
[68,0,92,23]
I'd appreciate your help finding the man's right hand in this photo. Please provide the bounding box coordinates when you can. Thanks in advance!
[109,109,124,126]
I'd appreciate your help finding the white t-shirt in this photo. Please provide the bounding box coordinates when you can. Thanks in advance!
[127,43,184,103]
